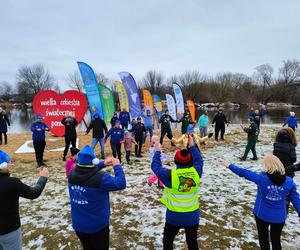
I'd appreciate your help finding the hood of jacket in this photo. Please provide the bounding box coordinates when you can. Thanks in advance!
[276,130,291,143]
[267,171,286,186]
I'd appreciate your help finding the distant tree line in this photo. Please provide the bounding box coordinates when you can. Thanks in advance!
[1,59,300,105]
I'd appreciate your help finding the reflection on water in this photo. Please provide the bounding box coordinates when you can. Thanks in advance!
[5,107,300,133]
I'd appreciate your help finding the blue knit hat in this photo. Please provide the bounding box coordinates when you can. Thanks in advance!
[35,114,43,120]
[115,119,121,125]
[93,112,100,119]
[187,125,194,133]
[0,150,10,170]
[77,145,100,167]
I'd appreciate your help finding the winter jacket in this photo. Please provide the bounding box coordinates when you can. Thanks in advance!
[228,164,300,223]
[119,111,130,126]
[0,113,10,133]
[283,116,298,128]
[243,123,259,142]
[130,122,146,139]
[61,117,78,138]
[248,109,267,128]
[212,113,228,127]
[151,146,203,226]
[68,162,126,233]
[198,115,208,128]
[104,127,124,144]
[124,135,136,151]
[0,173,47,235]
[159,114,176,130]
[30,122,50,142]
[172,134,208,148]
[86,118,108,138]
[110,116,118,127]
[65,157,76,177]
[141,111,155,127]
[179,116,194,134]
[273,129,297,177]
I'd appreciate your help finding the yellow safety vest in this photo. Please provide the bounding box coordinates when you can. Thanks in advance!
[161,167,200,212]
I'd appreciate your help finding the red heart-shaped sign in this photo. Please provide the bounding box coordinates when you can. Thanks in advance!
[33,90,87,137]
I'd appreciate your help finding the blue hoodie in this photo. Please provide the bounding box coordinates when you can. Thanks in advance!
[30,122,50,141]
[68,161,126,233]
[151,146,203,226]
[119,111,130,126]
[229,164,300,223]
[141,110,156,127]
[104,127,124,144]
[283,116,297,128]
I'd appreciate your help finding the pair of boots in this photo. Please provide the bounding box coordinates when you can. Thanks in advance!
[239,156,258,161]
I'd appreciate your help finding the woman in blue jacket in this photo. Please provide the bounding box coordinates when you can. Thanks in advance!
[223,154,300,250]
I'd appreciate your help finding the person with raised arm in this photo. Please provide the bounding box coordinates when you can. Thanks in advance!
[222,154,300,250]
[141,109,156,143]
[0,150,48,250]
[159,109,177,145]
[68,145,126,250]
[151,134,203,249]
[61,114,78,161]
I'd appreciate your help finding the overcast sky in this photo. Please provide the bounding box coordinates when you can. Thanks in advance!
[1,0,299,90]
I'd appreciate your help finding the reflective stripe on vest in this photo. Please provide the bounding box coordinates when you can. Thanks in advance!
[161,166,200,212]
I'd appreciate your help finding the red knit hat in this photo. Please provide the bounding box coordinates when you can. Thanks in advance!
[174,149,192,166]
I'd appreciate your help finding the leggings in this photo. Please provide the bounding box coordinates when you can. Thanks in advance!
[163,222,199,250]
[254,215,284,250]
[111,143,122,162]
[64,137,76,157]
[76,226,109,250]
[160,129,173,144]
[135,136,143,156]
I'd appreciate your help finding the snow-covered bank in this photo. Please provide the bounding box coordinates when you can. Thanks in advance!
[13,125,300,249]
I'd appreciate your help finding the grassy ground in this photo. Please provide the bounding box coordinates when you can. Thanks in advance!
[2,125,300,249]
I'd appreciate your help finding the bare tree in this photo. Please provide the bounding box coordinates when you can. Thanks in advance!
[255,63,274,104]
[16,64,55,95]
[279,59,300,84]
[143,69,164,93]
[68,70,83,92]
[95,73,109,85]
[0,81,13,101]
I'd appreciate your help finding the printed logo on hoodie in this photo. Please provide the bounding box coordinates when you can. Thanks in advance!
[266,185,284,201]
[70,185,89,205]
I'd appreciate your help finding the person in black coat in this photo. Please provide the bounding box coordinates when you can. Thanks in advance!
[159,110,177,145]
[61,115,78,161]
[110,112,118,128]
[212,108,228,141]
[86,113,108,159]
[273,127,297,177]
[0,108,10,145]
[273,127,297,214]
[0,150,48,249]
[130,117,146,157]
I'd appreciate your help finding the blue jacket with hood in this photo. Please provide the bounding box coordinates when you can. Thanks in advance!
[228,164,300,223]
[283,116,297,128]
[151,146,203,226]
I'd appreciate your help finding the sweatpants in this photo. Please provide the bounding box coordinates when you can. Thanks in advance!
[63,136,77,157]
[33,140,46,166]
[111,143,122,162]
[160,129,173,144]
[243,141,257,159]
[76,226,109,250]
[163,222,199,250]
[0,132,7,144]
[254,215,284,250]
[135,136,143,156]
[0,228,22,250]
[215,125,225,140]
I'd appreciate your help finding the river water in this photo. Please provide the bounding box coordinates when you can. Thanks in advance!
[5,107,300,133]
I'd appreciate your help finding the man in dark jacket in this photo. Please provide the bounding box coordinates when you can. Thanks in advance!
[240,117,259,161]
[212,108,228,141]
[130,117,146,157]
[0,108,10,145]
[86,113,108,159]
[68,145,126,250]
[248,108,267,131]
[178,112,194,135]
[119,108,130,129]
[110,112,118,128]
[159,110,177,145]
[0,150,48,250]
[62,115,78,161]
